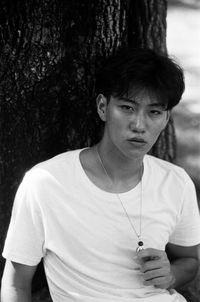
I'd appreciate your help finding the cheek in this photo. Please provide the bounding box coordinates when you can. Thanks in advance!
[106,113,126,139]
[150,121,166,138]
[107,109,124,125]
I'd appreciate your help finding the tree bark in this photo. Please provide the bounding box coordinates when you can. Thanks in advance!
[0,0,176,296]
[128,0,167,52]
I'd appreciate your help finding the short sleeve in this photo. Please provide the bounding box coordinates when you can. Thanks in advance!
[2,171,46,265]
[169,173,200,246]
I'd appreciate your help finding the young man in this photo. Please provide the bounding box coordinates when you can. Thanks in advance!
[1,48,200,302]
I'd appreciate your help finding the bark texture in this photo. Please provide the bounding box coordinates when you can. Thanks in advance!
[128,0,167,52]
[0,0,179,296]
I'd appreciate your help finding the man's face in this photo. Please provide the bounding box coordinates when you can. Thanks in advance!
[97,90,170,160]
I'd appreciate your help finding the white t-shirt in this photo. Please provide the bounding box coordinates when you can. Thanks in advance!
[3,149,200,302]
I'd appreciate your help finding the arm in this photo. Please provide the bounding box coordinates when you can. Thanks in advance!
[137,243,200,289]
[166,242,199,289]
[1,260,37,302]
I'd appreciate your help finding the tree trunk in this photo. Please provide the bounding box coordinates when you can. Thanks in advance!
[0,0,175,297]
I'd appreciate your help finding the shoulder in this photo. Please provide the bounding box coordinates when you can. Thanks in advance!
[144,154,194,188]
[12,149,85,215]
[32,148,81,171]
[22,149,84,189]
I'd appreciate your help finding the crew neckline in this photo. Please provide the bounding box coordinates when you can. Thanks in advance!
[74,148,148,202]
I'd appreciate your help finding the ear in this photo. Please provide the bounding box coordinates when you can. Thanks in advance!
[96,94,108,122]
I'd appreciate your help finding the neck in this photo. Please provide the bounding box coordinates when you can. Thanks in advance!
[94,142,144,250]
[96,141,144,184]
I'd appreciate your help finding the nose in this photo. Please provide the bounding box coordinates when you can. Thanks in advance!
[130,112,146,133]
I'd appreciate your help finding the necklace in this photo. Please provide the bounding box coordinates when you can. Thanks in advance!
[96,146,144,252]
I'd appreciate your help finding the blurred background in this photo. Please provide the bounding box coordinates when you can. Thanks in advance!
[167,3,200,299]
[167,0,200,201]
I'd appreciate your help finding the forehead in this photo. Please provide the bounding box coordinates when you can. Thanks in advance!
[118,87,166,107]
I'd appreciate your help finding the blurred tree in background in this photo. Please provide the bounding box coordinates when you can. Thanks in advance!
[1,0,197,301]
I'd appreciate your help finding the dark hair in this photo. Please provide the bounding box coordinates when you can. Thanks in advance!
[95,48,185,110]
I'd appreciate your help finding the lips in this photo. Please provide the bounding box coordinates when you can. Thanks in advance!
[128,137,147,143]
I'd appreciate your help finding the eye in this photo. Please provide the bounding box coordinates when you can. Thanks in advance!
[120,105,134,112]
[149,110,163,116]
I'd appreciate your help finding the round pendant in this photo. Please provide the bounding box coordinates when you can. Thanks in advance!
[136,240,144,252]
[136,245,144,252]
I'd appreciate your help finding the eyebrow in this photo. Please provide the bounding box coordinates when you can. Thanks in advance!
[120,97,166,108]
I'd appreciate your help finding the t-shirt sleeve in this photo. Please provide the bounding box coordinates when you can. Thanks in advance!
[2,171,46,265]
[169,172,200,246]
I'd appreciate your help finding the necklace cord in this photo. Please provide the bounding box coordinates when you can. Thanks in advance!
[96,146,144,246]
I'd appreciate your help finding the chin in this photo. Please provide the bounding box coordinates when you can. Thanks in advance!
[125,149,146,160]
[127,145,150,157]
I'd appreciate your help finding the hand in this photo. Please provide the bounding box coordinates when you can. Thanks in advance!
[137,248,176,289]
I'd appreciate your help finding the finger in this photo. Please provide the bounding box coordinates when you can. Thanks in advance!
[142,267,171,281]
[140,258,170,273]
[137,248,164,261]
[143,276,172,289]
[140,259,162,272]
